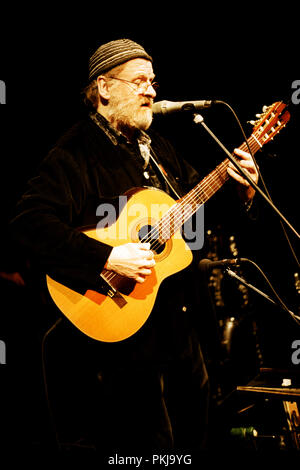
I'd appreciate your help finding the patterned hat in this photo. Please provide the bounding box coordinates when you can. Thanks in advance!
[89,39,153,82]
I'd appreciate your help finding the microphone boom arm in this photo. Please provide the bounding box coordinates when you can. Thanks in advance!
[193,113,300,240]
[225,268,297,319]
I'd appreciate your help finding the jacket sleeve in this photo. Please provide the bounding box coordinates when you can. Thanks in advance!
[10,147,112,292]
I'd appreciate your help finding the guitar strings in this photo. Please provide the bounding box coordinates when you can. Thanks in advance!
[106,105,288,281]
[102,108,289,285]
[102,135,260,284]
[102,134,260,285]
[140,135,259,251]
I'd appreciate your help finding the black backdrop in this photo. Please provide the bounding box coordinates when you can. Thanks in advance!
[0,14,299,454]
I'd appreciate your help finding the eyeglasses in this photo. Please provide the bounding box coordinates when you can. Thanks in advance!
[106,76,159,93]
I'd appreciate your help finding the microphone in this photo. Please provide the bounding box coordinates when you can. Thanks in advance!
[199,258,240,273]
[152,99,216,115]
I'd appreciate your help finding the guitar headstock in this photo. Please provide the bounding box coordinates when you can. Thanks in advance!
[249,101,290,146]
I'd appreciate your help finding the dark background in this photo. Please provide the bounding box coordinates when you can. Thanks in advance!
[0,11,299,454]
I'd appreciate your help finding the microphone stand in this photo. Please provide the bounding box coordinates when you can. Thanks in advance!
[225,268,298,319]
[193,113,300,240]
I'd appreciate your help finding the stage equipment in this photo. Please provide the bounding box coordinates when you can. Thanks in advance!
[237,368,300,449]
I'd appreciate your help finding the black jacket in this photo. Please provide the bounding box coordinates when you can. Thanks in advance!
[10,115,205,363]
[10,116,200,292]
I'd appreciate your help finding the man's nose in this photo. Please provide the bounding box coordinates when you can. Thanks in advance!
[144,82,157,98]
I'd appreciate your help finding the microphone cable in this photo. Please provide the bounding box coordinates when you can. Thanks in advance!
[234,258,300,327]
[215,100,299,270]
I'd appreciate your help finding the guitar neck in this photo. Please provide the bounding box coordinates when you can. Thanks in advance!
[157,134,261,241]
[183,133,263,207]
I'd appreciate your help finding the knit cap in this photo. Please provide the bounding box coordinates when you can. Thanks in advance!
[89,39,152,82]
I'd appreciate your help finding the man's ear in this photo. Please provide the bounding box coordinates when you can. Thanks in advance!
[97,76,110,100]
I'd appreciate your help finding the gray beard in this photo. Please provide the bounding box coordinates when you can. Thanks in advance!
[107,99,153,136]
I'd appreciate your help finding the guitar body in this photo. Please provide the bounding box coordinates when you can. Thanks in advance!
[46,187,193,342]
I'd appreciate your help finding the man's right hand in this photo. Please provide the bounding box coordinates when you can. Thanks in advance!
[105,242,155,283]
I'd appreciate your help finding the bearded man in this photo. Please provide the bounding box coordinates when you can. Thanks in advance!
[10,39,258,453]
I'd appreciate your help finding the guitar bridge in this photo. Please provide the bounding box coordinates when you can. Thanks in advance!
[107,286,127,308]
[100,274,127,308]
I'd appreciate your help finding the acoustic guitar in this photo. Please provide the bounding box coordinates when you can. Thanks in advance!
[47,102,290,342]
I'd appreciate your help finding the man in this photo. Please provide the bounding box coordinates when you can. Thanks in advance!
[10,39,258,452]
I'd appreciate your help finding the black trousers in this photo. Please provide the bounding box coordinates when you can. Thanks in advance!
[94,347,209,452]
[43,301,209,453]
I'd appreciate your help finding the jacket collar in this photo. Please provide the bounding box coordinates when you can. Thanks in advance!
[89,111,151,149]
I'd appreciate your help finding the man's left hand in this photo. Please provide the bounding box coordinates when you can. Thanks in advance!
[227,148,259,201]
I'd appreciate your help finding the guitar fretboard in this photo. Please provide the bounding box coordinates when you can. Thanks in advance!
[150,134,263,244]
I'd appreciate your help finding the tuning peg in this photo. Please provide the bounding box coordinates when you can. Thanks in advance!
[256,113,262,118]
[262,105,270,113]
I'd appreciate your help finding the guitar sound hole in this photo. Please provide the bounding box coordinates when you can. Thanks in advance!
[138,225,165,255]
